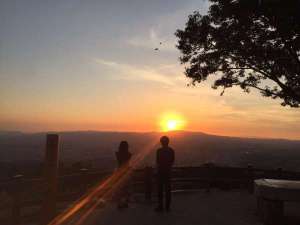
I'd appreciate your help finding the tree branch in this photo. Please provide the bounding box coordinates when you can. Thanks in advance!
[234,82,281,98]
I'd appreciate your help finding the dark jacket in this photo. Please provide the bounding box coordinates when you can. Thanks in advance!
[116,150,131,168]
[156,147,175,174]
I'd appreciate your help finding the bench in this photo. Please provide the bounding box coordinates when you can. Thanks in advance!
[255,179,300,225]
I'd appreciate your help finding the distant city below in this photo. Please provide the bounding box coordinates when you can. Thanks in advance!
[1,131,300,180]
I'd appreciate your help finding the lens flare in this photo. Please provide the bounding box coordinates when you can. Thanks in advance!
[48,138,158,225]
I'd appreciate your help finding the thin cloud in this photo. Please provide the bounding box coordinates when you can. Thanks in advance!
[126,0,210,52]
[126,28,176,52]
[94,58,181,86]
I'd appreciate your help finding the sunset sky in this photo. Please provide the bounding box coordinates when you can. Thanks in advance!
[1,0,300,139]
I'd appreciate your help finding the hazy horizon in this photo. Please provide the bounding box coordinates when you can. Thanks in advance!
[2,129,300,175]
[1,129,300,141]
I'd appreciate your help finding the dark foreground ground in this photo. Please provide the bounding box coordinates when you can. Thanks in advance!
[77,190,300,225]
[6,189,300,225]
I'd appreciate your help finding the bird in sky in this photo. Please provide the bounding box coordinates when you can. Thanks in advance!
[154,41,164,51]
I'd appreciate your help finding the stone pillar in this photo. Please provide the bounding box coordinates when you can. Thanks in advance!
[41,134,59,224]
[11,174,23,225]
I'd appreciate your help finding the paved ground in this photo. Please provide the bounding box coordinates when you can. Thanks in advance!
[6,189,300,225]
[83,190,262,225]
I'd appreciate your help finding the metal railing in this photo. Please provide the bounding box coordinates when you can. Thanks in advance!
[1,164,300,224]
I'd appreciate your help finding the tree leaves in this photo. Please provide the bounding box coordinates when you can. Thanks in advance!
[175,0,300,107]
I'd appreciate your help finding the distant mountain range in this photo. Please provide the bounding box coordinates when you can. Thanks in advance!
[1,130,300,174]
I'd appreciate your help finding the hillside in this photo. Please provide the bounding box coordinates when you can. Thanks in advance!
[1,131,300,179]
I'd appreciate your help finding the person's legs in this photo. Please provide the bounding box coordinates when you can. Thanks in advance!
[165,176,171,211]
[156,175,164,211]
[117,184,129,209]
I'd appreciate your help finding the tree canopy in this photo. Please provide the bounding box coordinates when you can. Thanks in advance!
[175,0,300,107]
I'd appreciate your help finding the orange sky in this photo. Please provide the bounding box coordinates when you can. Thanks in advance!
[1,0,300,140]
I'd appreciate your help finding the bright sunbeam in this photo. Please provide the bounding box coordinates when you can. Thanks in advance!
[160,112,186,132]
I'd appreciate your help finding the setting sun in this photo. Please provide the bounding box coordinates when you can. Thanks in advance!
[167,120,178,131]
[160,112,186,132]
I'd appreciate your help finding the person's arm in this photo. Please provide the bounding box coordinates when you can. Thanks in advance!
[115,151,120,167]
[156,149,159,166]
[127,152,132,164]
[171,149,175,166]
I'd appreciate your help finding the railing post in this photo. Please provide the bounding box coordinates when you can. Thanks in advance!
[247,164,254,193]
[41,134,60,224]
[277,167,283,179]
[11,174,23,225]
[144,166,153,202]
[80,168,89,194]
[205,162,214,193]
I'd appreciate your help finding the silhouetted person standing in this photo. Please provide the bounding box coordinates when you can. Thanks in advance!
[115,141,132,208]
[156,136,175,212]
[116,141,131,168]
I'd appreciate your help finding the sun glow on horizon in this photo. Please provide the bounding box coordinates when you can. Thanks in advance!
[160,112,186,132]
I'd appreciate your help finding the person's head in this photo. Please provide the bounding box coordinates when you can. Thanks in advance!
[160,136,170,147]
[119,141,129,153]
